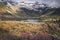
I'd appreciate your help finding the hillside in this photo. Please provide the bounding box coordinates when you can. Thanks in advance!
[0,2,60,19]
[0,7,60,21]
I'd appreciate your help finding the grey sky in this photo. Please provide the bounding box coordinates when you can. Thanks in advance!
[9,0,60,8]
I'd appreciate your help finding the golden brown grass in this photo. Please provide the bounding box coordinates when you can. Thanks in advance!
[0,21,60,40]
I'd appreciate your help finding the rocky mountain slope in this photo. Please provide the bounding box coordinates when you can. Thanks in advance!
[0,1,60,21]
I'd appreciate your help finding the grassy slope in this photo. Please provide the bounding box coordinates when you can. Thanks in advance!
[0,21,60,40]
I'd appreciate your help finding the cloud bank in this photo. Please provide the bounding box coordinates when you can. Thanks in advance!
[11,0,60,8]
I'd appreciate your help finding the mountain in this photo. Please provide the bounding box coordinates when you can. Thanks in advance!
[0,1,60,20]
[50,8,60,16]
[16,4,59,17]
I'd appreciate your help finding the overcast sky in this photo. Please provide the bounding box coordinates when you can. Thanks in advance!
[14,0,60,7]
[2,0,59,8]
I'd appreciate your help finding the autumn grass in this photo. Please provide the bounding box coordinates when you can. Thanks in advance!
[0,21,60,40]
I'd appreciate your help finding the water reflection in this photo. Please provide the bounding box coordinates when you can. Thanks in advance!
[27,19,39,22]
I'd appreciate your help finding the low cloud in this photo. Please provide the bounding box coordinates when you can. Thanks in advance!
[37,0,60,8]
[14,0,60,8]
